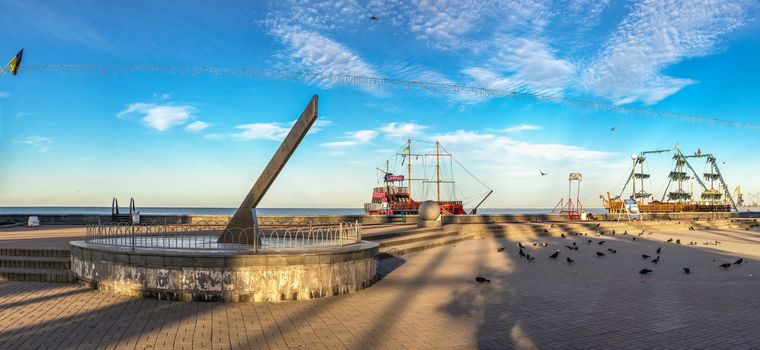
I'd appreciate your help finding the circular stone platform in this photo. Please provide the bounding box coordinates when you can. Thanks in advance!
[69,239,379,302]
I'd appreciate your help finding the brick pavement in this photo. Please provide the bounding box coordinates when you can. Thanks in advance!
[1,228,760,349]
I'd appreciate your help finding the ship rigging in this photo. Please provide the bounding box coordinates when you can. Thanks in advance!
[365,139,493,216]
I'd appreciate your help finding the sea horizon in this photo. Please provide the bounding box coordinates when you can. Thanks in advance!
[0,206,611,216]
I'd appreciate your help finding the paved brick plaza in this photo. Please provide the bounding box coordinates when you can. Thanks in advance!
[1,228,760,349]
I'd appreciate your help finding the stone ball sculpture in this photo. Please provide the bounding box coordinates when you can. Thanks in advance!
[418,200,441,221]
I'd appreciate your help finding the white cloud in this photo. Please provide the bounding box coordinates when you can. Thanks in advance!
[321,129,378,148]
[504,124,542,133]
[379,122,427,138]
[14,136,53,152]
[117,103,196,131]
[582,0,750,105]
[463,38,575,98]
[185,121,211,132]
[232,122,290,141]
[271,25,378,87]
[429,130,615,165]
[0,91,9,98]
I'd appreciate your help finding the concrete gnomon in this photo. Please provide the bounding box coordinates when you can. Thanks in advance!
[69,96,379,302]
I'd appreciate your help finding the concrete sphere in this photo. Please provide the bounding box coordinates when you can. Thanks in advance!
[418,201,441,221]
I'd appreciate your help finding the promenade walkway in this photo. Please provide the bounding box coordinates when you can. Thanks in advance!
[1,228,759,349]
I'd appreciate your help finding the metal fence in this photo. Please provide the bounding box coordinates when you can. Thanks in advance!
[85,221,363,251]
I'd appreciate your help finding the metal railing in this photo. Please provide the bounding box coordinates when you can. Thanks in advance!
[85,221,363,251]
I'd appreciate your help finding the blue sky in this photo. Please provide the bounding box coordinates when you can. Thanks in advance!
[1,0,759,208]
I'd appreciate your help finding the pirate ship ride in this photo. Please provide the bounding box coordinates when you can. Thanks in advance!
[364,140,492,215]
[601,146,737,213]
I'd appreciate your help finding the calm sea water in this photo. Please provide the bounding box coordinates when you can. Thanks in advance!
[0,207,610,215]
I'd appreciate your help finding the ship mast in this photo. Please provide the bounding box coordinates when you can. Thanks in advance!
[407,139,412,199]
[436,141,441,202]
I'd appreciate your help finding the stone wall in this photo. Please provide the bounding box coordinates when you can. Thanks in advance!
[69,241,379,302]
[2,211,756,226]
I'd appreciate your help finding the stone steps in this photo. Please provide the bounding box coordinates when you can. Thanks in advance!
[378,234,473,259]
[0,248,75,283]
[0,256,70,269]
[369,227,458,248]
[0,267,75,283]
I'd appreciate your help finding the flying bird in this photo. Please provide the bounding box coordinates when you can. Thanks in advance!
[719,263,732,269]
[566,257,574,264]
[610,126,616,132]
[734,258,744,265]
[475,276,490,283]
[540,170,548,176]
[519,249,526,258]
[526,254,536,262]
[683,267,690,274]
[651,256,660,264]
[369,15,378,21]
[598,241,606,245]
[565,245,576,250]
[549,250,560,259]
[518,242,526,249]
[587,239,593,245]
[639,268,653,275]
[596,251,606,257]
[607,248,617,254]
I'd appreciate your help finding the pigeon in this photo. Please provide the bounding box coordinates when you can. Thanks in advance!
[541,242,549,247]
[656,247,661,254]
[734,258,744,265]
[651,256,660,264]
[566,257,574,264]
[533,242,538,246]
[719,263,732,269]
[632,237,637,241]
[598,241,606,245]
[676,239,681,245]
[497,247,505,252]
[638,232,645,236]
[639,269,653,275]
[607,248,617,254]
[642,254,650,259]
[561,233,566,238]
[549,250,560,259]
[518,242,526,249]
[526,254,536,262]
[540,170,548,176]
[519,249,526,258]
[683,268,690,274]
[572,242,577,246]
[595,223,601,228]
[596,251,606,257]
[667,238,673,243]
[623,230,628,235]
[565,245,576,250]
[587,239,593,245]
[475,276,490,283]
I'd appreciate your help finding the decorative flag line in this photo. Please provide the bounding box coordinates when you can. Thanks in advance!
[7,63,760,131]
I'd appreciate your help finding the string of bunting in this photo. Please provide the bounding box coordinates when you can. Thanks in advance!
[15,64,760,131]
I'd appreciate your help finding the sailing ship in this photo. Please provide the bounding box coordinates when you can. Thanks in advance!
[364,140,492,215]
[601,147,736,213]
